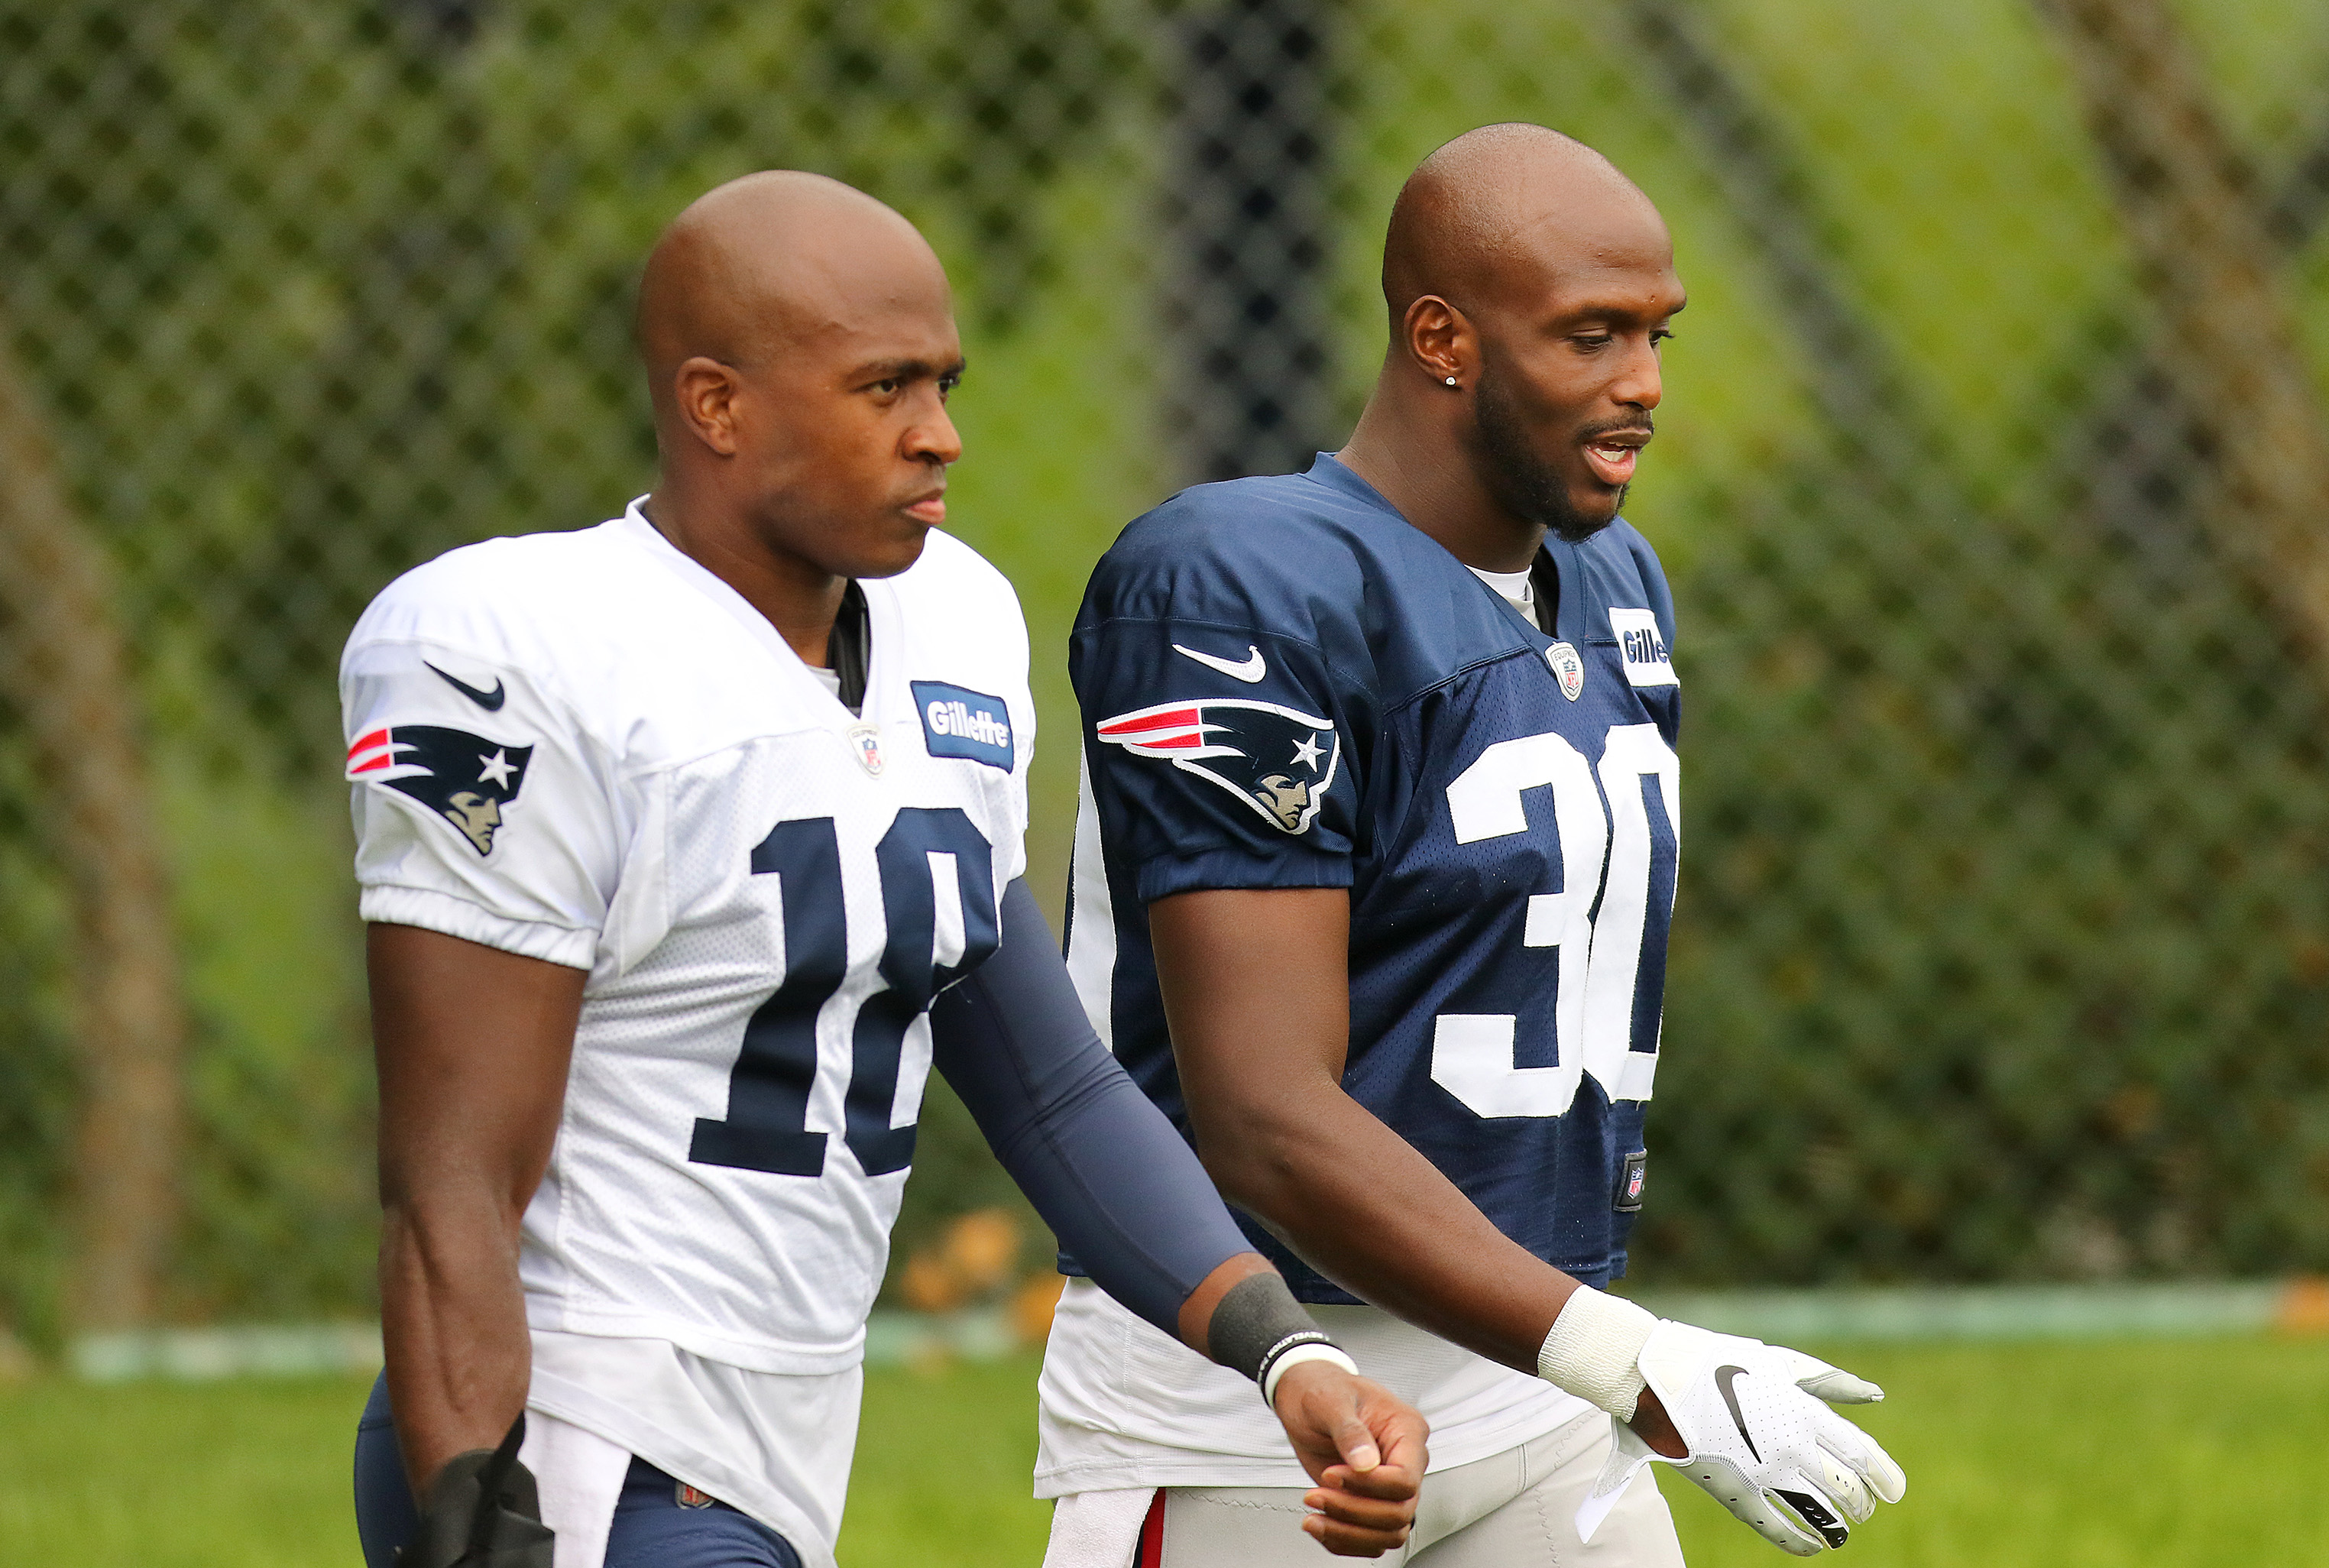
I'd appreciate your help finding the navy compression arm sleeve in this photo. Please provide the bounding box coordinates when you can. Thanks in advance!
[929,879,1254,1341]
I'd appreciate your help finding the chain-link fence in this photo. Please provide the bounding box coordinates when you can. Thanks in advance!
[4,0,2327,1343]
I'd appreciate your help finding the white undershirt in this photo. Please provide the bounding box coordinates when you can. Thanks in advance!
[1469,562,1534,614]
[806,664,841,698]
[1035,1281,1591,1494]
[526,1329,857,1568]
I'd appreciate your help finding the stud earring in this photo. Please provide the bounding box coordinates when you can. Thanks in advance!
[1444,376,1459,387]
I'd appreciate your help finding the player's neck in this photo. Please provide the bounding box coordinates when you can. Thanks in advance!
[640,485,849,669]
[1339,394,1545,575]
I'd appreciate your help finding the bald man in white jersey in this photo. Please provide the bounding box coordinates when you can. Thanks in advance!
[345,171,1426,1568]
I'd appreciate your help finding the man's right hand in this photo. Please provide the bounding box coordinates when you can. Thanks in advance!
[1268,1361,1428,1557]
[397,1416,555,1568]
[1580,1323,1906,1556]
[371,922,583,1497]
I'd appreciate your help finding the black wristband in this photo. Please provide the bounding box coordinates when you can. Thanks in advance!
[1207,1270,1339,1385]
[1254,1330,1339,1395]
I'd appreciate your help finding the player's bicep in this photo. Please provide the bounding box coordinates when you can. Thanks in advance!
[1148,885,1353,1122]
[370,922,582,1213]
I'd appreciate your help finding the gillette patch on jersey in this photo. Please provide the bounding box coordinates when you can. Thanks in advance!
[1606,607,1678,688]
[912,681,1015,770]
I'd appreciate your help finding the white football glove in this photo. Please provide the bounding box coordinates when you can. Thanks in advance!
[1576,1320,1907,1555]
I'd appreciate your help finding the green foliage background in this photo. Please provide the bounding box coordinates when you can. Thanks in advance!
[3,0,2328,1340]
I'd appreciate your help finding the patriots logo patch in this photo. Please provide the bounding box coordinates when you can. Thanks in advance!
[348,724,534,856]
[1095,700,1340,834]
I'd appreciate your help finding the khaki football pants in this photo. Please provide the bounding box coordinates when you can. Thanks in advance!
[1048,1408,1686,1567]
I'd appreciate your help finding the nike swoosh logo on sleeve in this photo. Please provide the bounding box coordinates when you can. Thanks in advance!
[1171,643,1267,683]
[1714,1365,1761,1460]
[426,662,507,712]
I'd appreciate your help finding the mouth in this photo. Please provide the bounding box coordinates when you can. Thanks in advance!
[1582,428,1653,489]
[902,489,947,524]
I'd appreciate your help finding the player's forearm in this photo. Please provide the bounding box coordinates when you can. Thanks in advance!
[932,880,1268,1347]
[367,923,580,1496]
[378,1191,534,1496]
[1152,887,1582,1373]
[1217,1110,1684,1451]
[1193,1080,1580,1375]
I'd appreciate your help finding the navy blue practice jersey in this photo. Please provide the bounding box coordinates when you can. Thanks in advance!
[1063,453,1681,1301]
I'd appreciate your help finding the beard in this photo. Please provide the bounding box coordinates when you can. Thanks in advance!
[1473,368,1628,544]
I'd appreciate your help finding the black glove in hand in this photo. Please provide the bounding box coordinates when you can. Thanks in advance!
[397,1414,556,1568]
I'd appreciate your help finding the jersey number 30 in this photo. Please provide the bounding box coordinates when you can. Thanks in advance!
[690,807,998,1178]
[1433,722,1678,1119]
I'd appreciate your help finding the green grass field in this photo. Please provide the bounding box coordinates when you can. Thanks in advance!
[2,1336,2323,1566]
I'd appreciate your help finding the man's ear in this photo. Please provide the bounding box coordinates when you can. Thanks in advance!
[672,355,743,455]
[1402,294,1475,388]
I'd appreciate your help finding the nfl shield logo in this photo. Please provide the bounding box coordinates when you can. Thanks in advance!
[1546,643,1586,701]
[1615,1149,1648,1213]
[849,724,885,776]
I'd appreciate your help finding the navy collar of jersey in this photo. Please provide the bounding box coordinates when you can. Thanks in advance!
[1300,451,1599,643]
[1301,449,1401,514]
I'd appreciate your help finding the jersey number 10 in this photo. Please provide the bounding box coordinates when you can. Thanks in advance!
[1433,721,1680,1119]
[689,807,999,1178]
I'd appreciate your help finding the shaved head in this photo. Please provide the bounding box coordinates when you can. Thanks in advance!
[634,170,965,619]
[1339,125,1683,563]
[1382,124,1663,329]
[637,170,950,434]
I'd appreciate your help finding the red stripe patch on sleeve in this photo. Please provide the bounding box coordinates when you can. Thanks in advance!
[1096,707,1200,737]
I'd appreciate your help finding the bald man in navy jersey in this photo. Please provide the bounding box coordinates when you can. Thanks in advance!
[1037,125,1907,1566]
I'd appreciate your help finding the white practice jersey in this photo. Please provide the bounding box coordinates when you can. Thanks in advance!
[344,501,1032,1563]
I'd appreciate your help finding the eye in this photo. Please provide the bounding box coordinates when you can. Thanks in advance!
[938,372,961,397]
[1572,331,1614,351]
[1650,328,1676,347]
[872,377,903,396]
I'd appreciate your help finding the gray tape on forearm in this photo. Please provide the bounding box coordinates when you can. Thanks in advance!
[1207,1271,1338,1387]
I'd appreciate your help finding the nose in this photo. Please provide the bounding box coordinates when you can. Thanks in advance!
[906,390,963,468]
[1612,334,1664,414]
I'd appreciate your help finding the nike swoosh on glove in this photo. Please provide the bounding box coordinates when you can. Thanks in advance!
[1575,1321,1907,1555]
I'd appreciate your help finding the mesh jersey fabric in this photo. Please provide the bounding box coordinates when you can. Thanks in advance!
[1061,453,1680,1301]
[1042,452,1678,1488]
[345,500,1032,1366]
[342,501,1032,1566]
